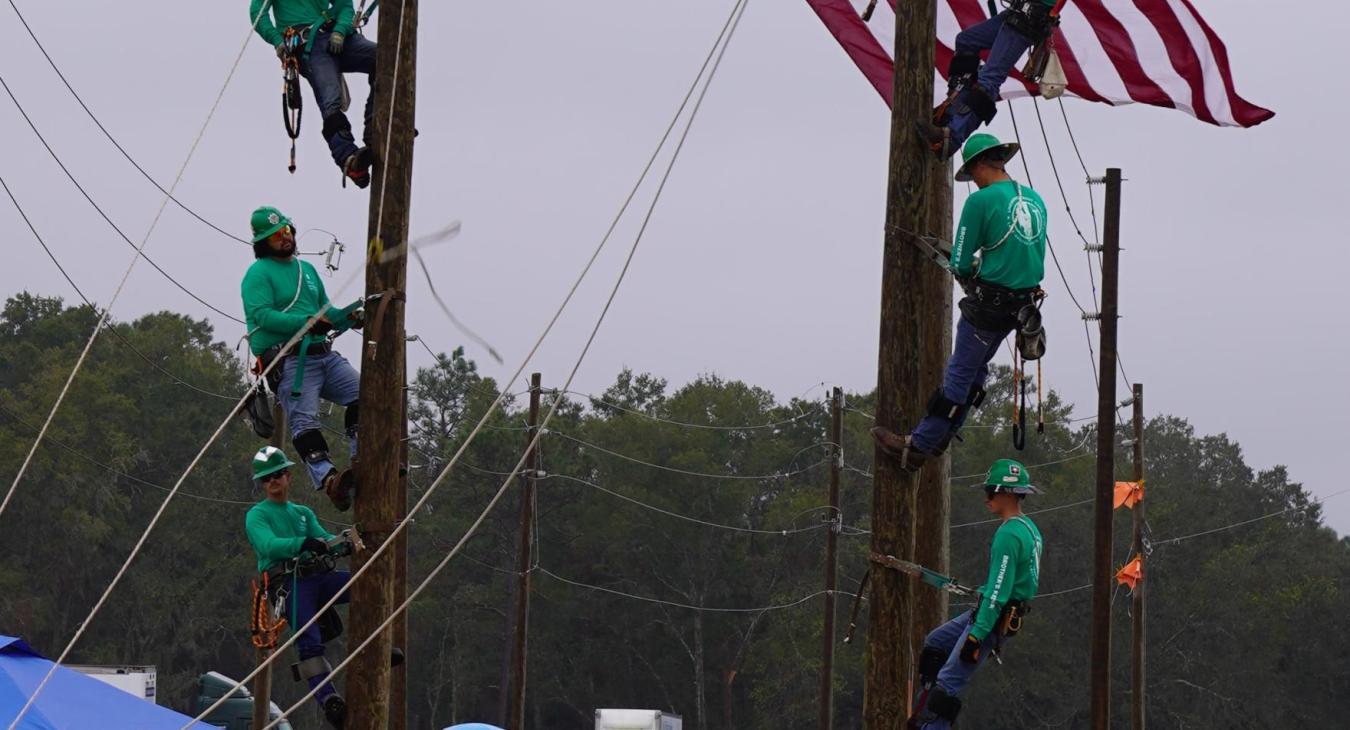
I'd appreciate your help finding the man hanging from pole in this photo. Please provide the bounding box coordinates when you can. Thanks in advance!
[247,445,355,728]
[249,0,378,188]
[916,0,1060,158]
[872,133,1047,471]
[907,458,1044,729]
[242,205,362,511]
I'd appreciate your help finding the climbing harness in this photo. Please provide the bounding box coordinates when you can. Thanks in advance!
[250,572,288,651]
[281,28,305,173]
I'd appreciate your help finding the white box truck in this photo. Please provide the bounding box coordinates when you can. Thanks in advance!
[68,664,157,703]
[594,708,682,730]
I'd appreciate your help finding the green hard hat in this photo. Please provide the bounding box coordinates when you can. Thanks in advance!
[980,458,1042,495]
[955,133,1021,183]
[250,206,294,243]
[251,445,295,481]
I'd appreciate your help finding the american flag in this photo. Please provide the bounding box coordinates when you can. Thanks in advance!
[806,0,1273,127]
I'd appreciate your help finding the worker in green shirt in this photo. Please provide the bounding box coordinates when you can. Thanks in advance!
[246,445,353,728]
[250,0,377,187]
[243,205,361,511]
[872,133,1047,471]
[918,0,1058,158]
[909,458,1044,729]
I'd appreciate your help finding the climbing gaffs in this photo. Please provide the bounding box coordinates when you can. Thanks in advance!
[250,0,378,187]
[917,0,1059,158]
[242,206,364,511]
[873,133,1048,471]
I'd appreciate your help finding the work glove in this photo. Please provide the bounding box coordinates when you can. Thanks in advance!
[309,317,334,336]
[300,537,329,556]
[347,308,365,331]
[327,32,345,55]
[275,43,286,60]
[958,633,983,664]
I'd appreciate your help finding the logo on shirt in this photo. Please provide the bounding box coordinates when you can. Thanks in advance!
[1006,198,1045,245]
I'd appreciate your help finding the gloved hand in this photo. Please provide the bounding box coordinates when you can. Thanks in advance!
[327,32,345,55]
[301,537,330,556]
[275,43,287,60]
[959,634,983,664]
[309,317,334,336]
[347,308,365,331]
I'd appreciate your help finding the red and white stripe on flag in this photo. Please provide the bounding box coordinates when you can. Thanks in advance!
[806,0,1273,128]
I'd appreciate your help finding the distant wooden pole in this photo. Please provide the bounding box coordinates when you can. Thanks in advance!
[1089,168,1123,730]
[818,387,843,730]
[507,374,543,730]
[1130,383,1146,730]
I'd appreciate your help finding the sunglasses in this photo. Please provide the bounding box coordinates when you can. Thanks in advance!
[260,469,290,484]
[984,486,999,500]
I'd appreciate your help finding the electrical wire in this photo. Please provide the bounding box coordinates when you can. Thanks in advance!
[5,7,307,725]
[4,0,249,246]
[0,73,244,324]
[550,430,829,480]
[565,389,822,431]
[1153,488,1350,546]
[548,473,832,535]
[539,567,853,613]
[191,2,752,726]
[2,175,240,402]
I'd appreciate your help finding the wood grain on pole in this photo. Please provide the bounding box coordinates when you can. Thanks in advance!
[348,2,418,727]
[1089,168,1123,730]
[866,1,944,726]
[819,387,843,730]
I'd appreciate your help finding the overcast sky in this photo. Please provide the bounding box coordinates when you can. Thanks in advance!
[2,1,1346,535]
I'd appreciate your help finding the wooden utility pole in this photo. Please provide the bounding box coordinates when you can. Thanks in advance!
[251,402,286,729]
[1130,382,1146,730]
[1089,168,1123,730]
[349,2,418,728]
[507,374,543,730]
[818,387,843,730]
[866,1,946,725]
[910,163,954,668]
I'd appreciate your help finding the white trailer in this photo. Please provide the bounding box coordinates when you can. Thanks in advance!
[595,708,683,730]
[68,664,157,703]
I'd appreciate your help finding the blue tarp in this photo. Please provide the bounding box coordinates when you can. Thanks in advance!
[445,725,505,730]
[0,636,215,730]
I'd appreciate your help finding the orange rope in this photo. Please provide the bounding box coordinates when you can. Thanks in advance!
[250,573,288,651]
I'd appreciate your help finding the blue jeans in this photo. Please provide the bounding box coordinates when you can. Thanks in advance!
[300,27,377,167]
[947,11,1035,149]
[289,570,351,703]
[917,611,1002,730]
[910,315,1011,453]
[279,351,360,489]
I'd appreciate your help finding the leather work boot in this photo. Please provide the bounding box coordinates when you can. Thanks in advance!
[870,427,931,474]
[322,693,347,728]
[323,467,355,512]
[913,120,953,161]
[342,147,373,189]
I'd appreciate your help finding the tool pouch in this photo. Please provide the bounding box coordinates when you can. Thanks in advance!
[997,600,1031,638]
[242,382,275,440]
[1015,304,1047,361]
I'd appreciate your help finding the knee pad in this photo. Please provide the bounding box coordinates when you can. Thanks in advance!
[343,401,359,438]
[947,51,980,83]
[291,655,332,682]
[322,112,353,139]
[954,84,998,123]
[927,389,963,423]
[927,688,962,723]
[918,646,948,686]
[318,608,344,644]
[293,429,331,465]
[966,385,987,410]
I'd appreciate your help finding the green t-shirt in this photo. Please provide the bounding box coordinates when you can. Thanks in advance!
[971,514,1043,640]
[249,0,355,48]
[951,180,1048,291]
[241,257,329,356]
[245,499,334,573]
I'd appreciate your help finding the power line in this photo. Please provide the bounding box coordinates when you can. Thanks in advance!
[258,3,754,724]
[564,389,822,431]
[4,0,249,246]
[548,430,829,481]
[1153,487,1350,546]
[2,175,240,402]
[548,472,833,535]
[538,566,853,613]
[0,73,244,324]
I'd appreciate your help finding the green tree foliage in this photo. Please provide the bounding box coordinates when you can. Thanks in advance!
[1,294,1346,728]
